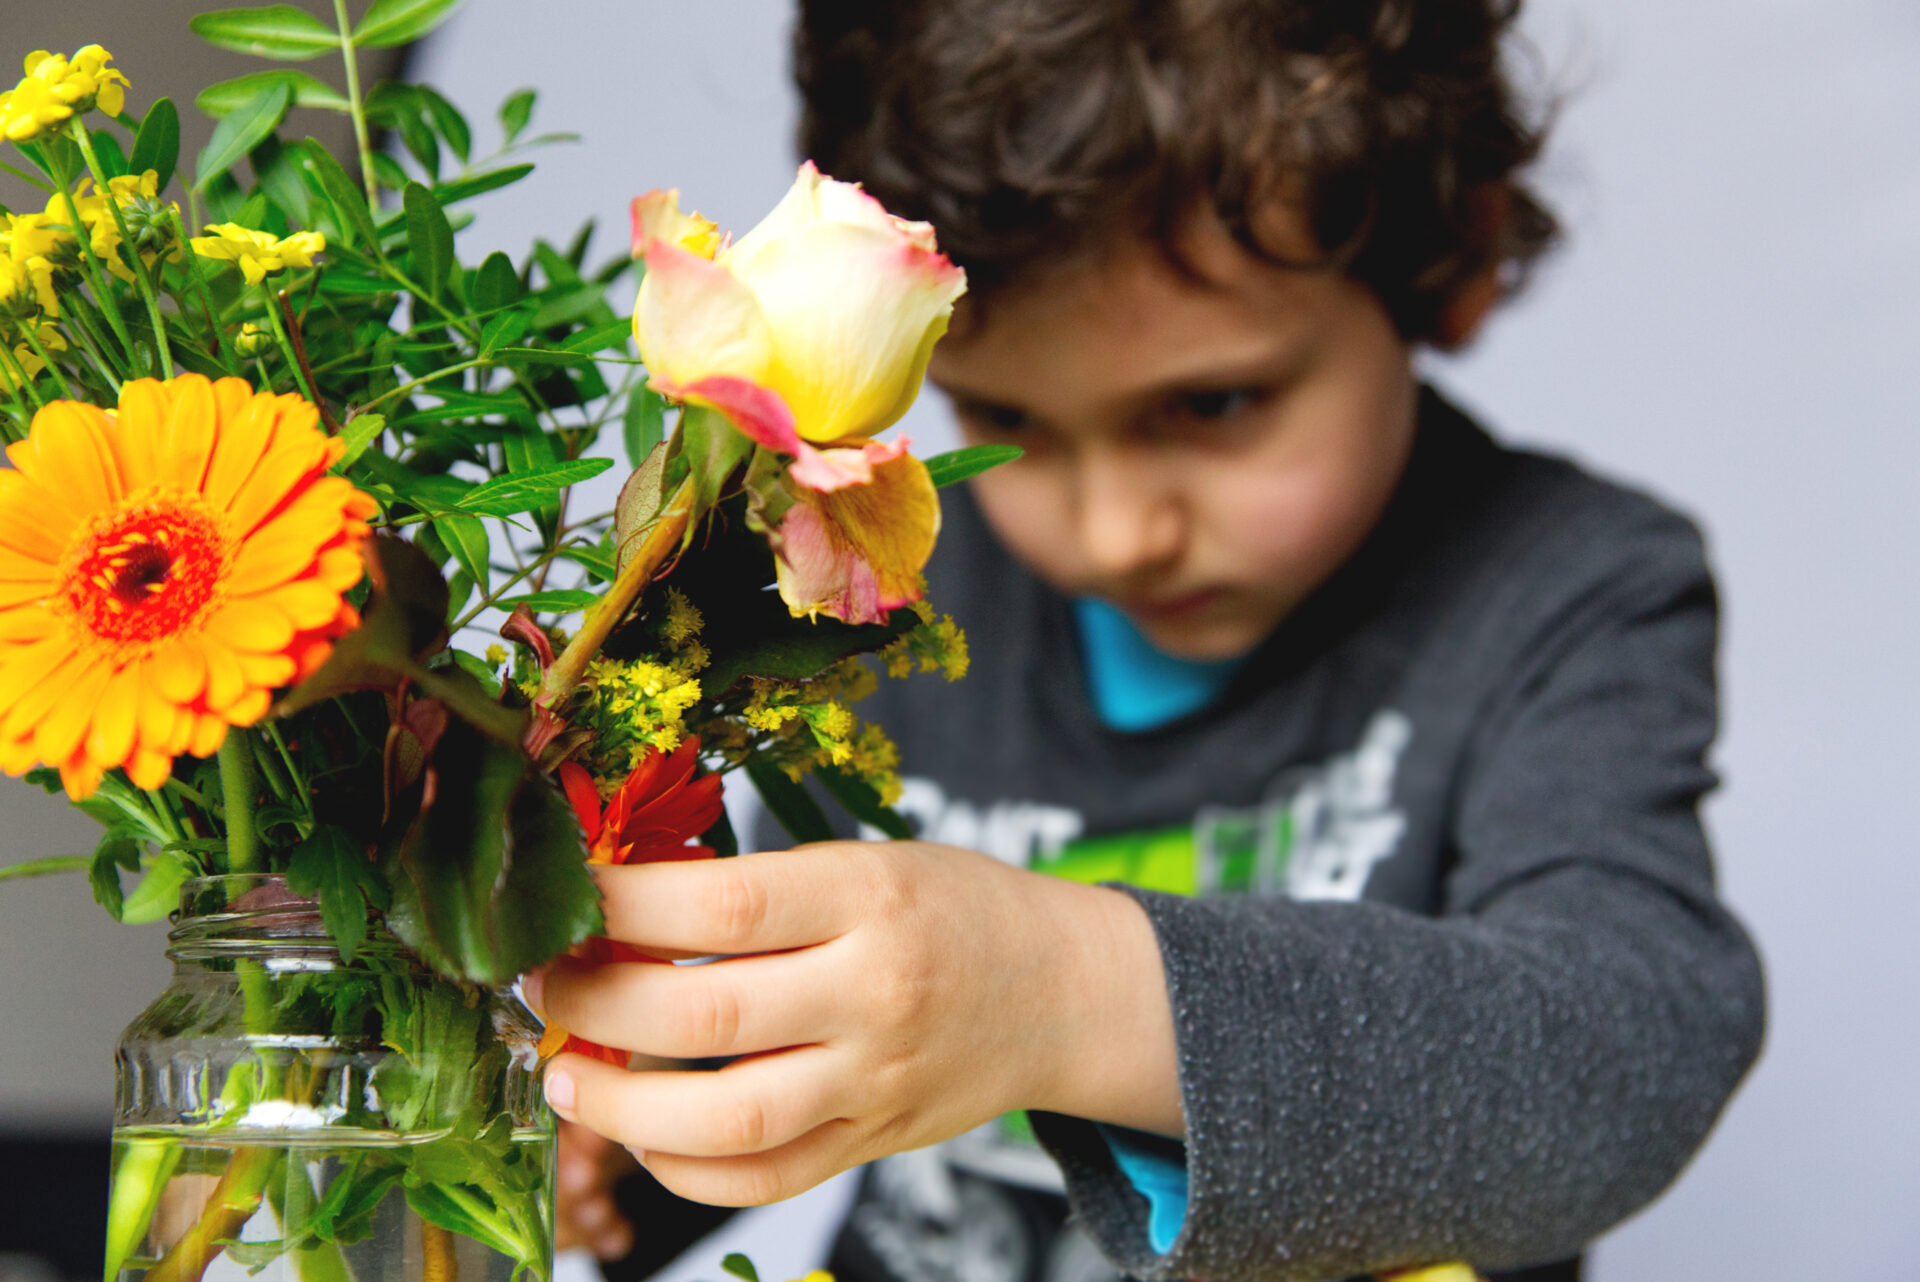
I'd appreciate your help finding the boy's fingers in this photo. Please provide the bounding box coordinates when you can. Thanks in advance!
[636,1119,860,1208]
[540,948,844,1060]
[547,1045,847,1159]
[594,846,872,955]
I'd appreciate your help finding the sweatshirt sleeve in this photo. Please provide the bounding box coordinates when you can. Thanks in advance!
[1027,519,1766,1282]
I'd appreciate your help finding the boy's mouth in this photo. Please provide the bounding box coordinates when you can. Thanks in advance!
[1119,588,1226,622]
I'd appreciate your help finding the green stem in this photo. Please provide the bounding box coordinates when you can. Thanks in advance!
[0,854,90,881]
[56,308,125,397]
[0,156,53,191]
[163,776,219,816]
[538,477,695,706]
[50,164,140,365]
[18,323,76,401]
[167,207,238,371]
[0,339,46,414]
[334,0,379,209]
[356,356,488,416]
[217,728,262,874]
[71,121,173,378]
[141,1144,278,1282]
[259,283,318,403]
[63,294,131,383]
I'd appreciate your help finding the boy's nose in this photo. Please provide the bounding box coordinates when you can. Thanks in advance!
[1073,450,1185,583]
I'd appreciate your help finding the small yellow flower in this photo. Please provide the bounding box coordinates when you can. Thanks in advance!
[0,46,129,144]
[483,643,508,667]
[0,213,64,318]
[48,172,177,282]
[0,322,66,391]
[190,224,326,286]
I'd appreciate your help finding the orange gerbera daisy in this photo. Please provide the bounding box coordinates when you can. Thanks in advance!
[0,374,377,797]
[537,738,725,1064]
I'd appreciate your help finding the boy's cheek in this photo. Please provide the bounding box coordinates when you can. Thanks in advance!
[967,467,1086,587]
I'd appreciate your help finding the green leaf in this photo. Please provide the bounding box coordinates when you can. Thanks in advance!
[562,318,634,355]
[448,650,502,698]
[252,134,312,225]
[309,1158,401,1245]
[403,182,454,297]
[493,589,598,614]
[128,98,181,192]
[672,405,755,534]
[89,830,140,920]
[456,458,613,517]
[471,251,519,314]
[622,386,666,469]
[285,825,385,960]
[745,759,834,846]
[301,141,380,247]
[195,81,292,191]
[385,720,600,985]
[91,132,129,179]
[198,70,349,117]
[121,850,191,924]
[417,86,472,164]
[369,151,409,191]
[499,89,535,143]
[402,1183,524,1261]
[332,413,385,471]
[817,765,913,840]
[477,310,529,356]
[722,1253,761,1282]
[923,444,1024,488]
[434,515,490,591]
[354,0,467,49]
[191,5,340,59]
[426,163,534,209]
[559,543,617,581]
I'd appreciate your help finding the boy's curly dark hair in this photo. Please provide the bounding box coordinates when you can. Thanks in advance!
[796,0,1557,341]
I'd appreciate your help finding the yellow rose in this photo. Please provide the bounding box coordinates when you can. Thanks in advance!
[631,162,966,474]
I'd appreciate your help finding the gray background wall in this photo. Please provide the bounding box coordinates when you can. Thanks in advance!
[3,0,1916,1277]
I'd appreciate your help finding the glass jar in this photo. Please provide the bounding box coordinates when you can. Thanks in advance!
[107,874,555,1282]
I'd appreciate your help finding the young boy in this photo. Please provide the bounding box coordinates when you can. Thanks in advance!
[529,2,1765,1279]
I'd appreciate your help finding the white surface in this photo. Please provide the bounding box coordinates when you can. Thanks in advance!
[3,0,1914,1276]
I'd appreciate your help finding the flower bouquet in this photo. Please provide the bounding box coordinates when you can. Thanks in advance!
[0,5,1009,1281]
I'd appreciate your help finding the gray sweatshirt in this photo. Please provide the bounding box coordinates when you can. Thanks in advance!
[799,389,1764,1282]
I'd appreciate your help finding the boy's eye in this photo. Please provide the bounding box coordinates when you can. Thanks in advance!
[955,399,1031,433]
[1173,387,1263,422]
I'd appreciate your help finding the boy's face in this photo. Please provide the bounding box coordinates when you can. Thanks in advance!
[927,213,1420,660]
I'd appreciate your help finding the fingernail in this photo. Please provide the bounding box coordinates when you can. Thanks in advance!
[545,1068,575,1113]
[521,969,545,1015]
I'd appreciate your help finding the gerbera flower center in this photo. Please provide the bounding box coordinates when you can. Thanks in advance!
[62,494,232,647]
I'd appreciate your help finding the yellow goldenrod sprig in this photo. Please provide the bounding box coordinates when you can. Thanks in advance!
[878,602,970,681]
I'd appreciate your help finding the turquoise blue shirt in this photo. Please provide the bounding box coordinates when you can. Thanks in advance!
[1074,598,1246,1251]
[1073,598,1242,731]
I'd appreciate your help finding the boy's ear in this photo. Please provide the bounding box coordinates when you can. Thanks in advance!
[1431,184,1513,351]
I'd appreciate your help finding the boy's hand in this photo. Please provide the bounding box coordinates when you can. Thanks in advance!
[526,842,1180,1207]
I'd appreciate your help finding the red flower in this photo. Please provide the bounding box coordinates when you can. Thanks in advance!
[536,738,725,1064]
